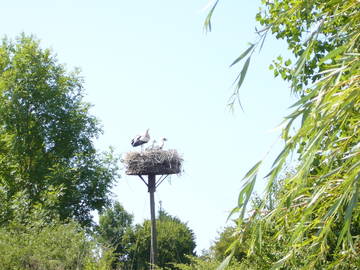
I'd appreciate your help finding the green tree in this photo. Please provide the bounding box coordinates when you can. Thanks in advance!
[206,0,359,269]
[97,202,134,268]
[207,192,284,269]
[0,34,119,227]
[125,208,196,270]
[210,226,245,262]
[0,187,114,270]
[0,220,114,270]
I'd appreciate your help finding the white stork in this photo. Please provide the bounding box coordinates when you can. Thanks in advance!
[131,129,150,149]
[145,139,157,151]
[153,137,167,150]
[159,137,167,149]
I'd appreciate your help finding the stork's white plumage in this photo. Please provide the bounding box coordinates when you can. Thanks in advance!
[131,129,150,148]
[152,137,167,150]
[151,139,157,148]
[158,137,167,149]
[145,139,157,151]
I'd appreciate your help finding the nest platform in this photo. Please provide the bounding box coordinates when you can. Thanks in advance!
[123,149,183,175]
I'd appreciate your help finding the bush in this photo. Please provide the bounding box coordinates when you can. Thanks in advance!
[0,220,114,270]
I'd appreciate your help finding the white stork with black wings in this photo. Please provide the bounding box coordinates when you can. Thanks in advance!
[157,137,167,150]
[149,137,167,150]
[131,128,150,149]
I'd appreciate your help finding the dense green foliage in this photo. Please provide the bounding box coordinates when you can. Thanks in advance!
[0,187,114,270]
[173,256,241,270]
[205,0,359,269]
[210,226,245,262]
[0,34,122,269]
[127,215,195,269]
[97,206,196,270]
[0,221,114,270]
[97,202,134,268]
[0,34,119,227]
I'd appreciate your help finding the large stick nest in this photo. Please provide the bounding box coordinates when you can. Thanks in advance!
[123,149,183,175]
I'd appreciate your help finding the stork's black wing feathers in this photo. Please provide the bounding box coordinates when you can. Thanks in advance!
[132,139,147,147]
[131,135,148,147]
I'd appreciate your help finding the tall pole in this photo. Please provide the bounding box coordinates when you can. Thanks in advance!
[148,174,158,269]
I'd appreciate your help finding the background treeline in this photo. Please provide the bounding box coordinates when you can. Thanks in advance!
[97,203,196,270]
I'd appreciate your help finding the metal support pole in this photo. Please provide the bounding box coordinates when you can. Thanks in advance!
[148,174,158,269]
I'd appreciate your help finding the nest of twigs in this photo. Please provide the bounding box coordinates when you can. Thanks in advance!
[123,149,183,175]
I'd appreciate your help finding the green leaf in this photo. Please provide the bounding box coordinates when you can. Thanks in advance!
[204,0,219,32]
[319,45,347,64]
[216,252,233,270]
[240,175,256,219]
[336,175,359,249]
[242,161,262,180]
[272,251,293,269]
[288,90,317,108]
[227,206,240,221]
[293,53,307,77]
[229,43,255,67]
[236,56,251,90]
[323,196,343,220]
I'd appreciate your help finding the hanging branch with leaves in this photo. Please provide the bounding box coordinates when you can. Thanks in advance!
[205,0,360,269]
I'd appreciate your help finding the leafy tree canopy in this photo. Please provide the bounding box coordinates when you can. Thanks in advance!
[0,34,120,227]
[97,201,134,268]
[97,205,196,270]
[0,220,114,270]
[0,187,115,270]
[210,226,245,262]
[128,209,196,270]
[206,0,359,269]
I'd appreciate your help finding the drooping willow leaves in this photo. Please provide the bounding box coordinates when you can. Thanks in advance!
[205,0,359,268]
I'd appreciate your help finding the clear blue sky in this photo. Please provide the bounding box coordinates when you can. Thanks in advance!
[2,0,294,253]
